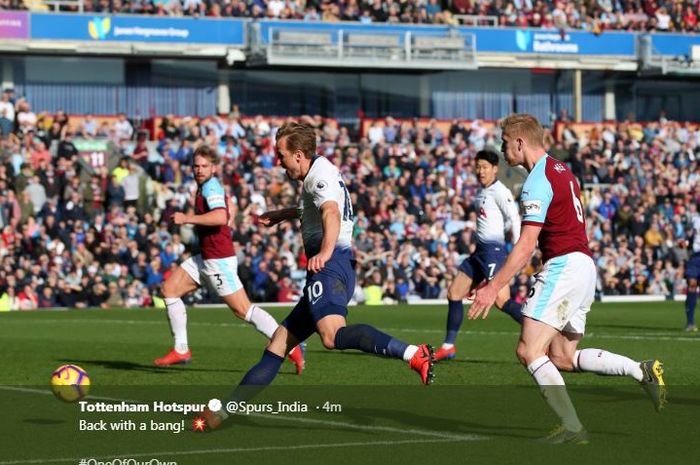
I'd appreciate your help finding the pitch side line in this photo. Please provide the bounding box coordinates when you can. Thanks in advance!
[251,412,480,441]
[0,386,141,403]
[4,318,698,342]
[0,437,477,465]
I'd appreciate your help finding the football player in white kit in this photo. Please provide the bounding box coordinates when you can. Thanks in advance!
[203,122,434,429]
[435,150,524,362]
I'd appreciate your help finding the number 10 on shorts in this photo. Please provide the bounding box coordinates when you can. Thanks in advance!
[307,282,324,305]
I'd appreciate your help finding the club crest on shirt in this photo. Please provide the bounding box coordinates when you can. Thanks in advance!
[316,180,328,191]
[557,299,570,322]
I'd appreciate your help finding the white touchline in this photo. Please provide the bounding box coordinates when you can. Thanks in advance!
[4,319,697,342]
[252,412,481,441]
[0,437,476,465]
[0,386,141,403]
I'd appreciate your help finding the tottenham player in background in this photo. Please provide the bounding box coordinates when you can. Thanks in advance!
[683,206,700,332]
[154,145,304,374]
[434,150,523,362]
[204,122,435,428]
[470,114,665,444]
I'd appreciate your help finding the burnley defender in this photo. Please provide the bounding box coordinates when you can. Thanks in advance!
[470,114,666,444]
[435,150,523,362]
[154,145,304,374]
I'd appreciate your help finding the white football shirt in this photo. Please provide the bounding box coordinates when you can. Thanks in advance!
[691,214,700,253]
[299,156,354,257]
[474,180,521,246]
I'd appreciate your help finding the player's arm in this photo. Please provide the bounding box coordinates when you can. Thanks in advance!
[172,180,228,226]
[259,207,300,227]
[172,208,226,226]
[308,201,341,273]
[468,223,541,320]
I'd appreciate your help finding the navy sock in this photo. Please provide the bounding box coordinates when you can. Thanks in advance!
[229,350,284,403]
[501,299,524,324]
[445,299,464,344]
[334,324,408,359]
[686,291,697,326]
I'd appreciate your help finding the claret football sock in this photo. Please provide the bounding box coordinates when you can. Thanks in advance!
[245,305,279,339]
[334,324,410,360]
[573,349,643,382]
[445,300,464,344]
[164,298,188,354]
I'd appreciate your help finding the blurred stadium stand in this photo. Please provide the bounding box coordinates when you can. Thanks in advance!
[0,3,699,309]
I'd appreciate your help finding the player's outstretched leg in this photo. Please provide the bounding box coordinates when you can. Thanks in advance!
[330,322,435,385]
[557,348,667,412]
[223,289,305,375]
[202,326,300,430]
[518,319,588,444]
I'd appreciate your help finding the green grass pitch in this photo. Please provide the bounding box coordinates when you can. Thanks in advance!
[0,302,697,465]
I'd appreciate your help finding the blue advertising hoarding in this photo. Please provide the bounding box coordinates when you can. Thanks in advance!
[463,28,636,56]
[256,20,638,57]
[22,14,700,58]
[30,13,246,46]
[650,33,700,56]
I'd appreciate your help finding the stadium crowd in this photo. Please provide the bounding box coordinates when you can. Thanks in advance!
[0,88,698,309]
[3,0,700,33]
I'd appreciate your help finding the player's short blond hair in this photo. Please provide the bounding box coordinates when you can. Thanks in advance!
[500,114,545,149]
[193,145,219,165]
[276,122,317,159]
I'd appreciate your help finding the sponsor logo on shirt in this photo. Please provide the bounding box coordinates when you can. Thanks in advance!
[522,200,543,215]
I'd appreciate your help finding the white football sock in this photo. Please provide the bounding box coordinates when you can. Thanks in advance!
[574,349,643,382]
[403,345,419,362]
[244,305,279,339]
[165,298,188,354]
[441,343,454,350]
[528,356,583,433]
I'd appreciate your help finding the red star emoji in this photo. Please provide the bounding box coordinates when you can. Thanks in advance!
[192,417,206,432]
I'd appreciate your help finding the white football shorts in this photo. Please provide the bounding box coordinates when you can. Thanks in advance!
[522,252,596,334]
[181,254,243,297]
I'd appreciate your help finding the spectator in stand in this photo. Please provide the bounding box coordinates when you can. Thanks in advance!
[2,98,700,312]
[4,0,698,31]
[114,113,133,142]
[0,90,14,128]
